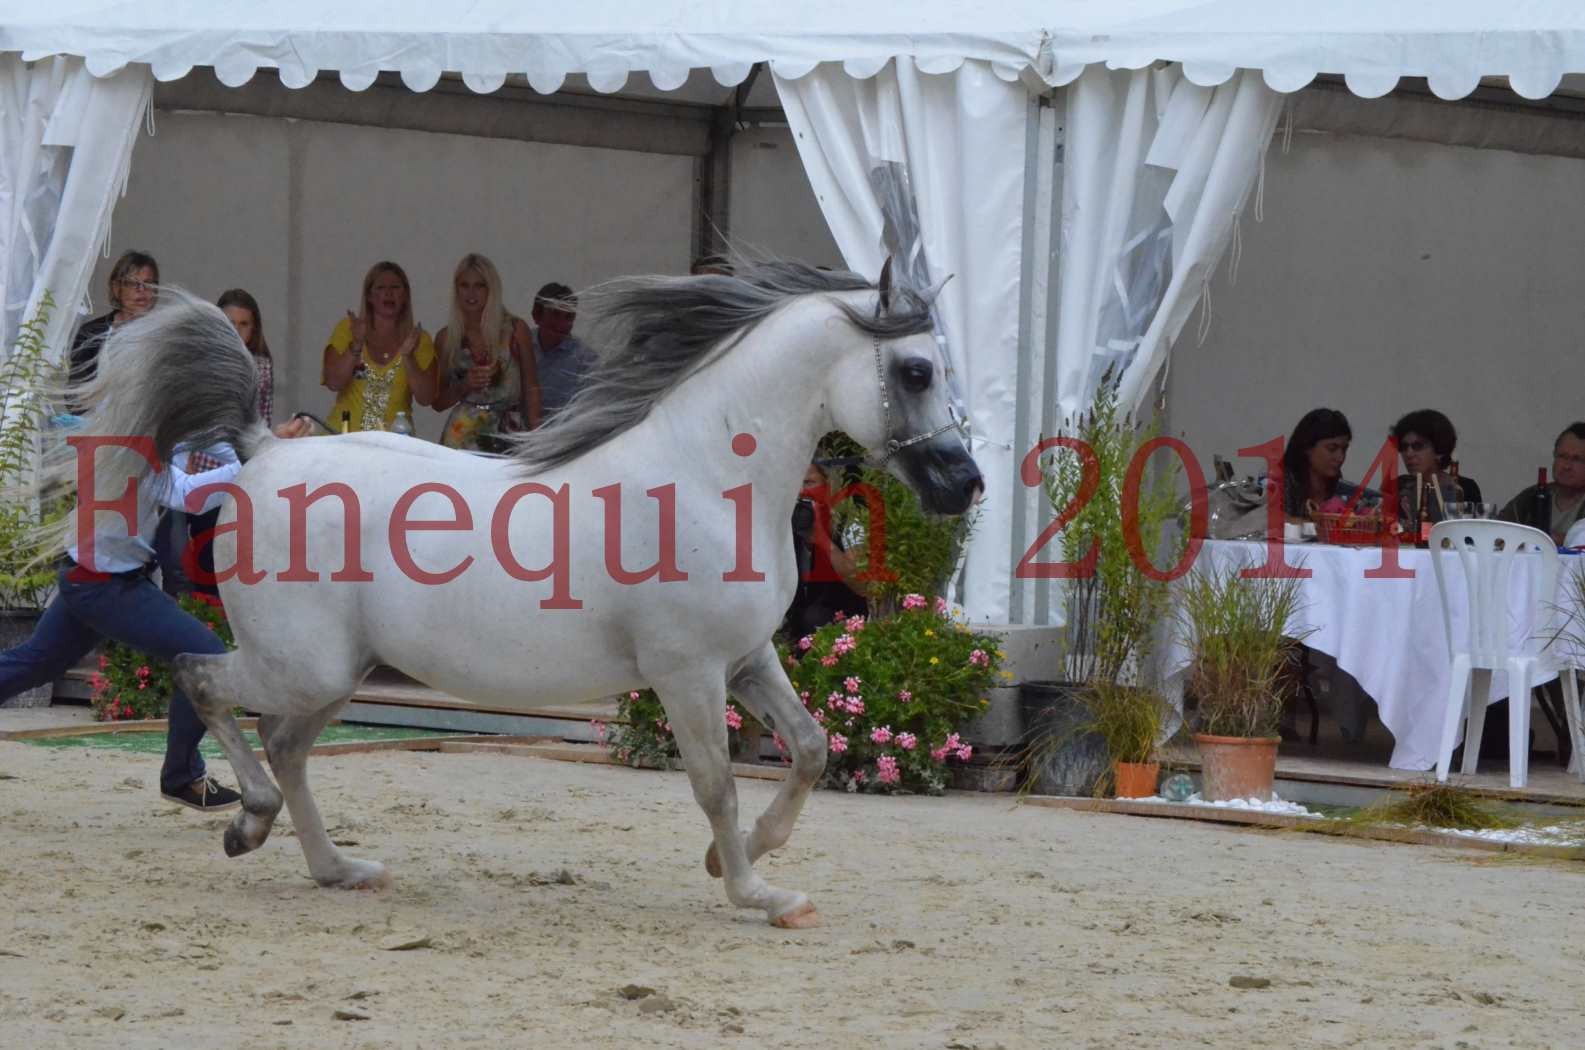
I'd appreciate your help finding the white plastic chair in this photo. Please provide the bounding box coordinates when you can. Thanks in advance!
[1428,520,1584,788]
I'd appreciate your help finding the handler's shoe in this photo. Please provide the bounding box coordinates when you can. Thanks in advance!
[161,775,242,812]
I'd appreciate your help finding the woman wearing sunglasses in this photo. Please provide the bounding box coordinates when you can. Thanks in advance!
[1392,408,1482,523]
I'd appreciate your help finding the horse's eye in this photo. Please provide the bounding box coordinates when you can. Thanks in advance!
[900,358,933,392]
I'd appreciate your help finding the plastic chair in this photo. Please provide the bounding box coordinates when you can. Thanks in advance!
[1428,520,1584,788]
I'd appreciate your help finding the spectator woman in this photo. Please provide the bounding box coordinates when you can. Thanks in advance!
[68,249,160,393]
[321,261,438,432]
[1279,408,1377,522]
[430,254,542,450]
[186,290,310,596]
[1391,408,1482,522]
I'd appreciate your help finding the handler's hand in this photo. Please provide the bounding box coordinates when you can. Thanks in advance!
[273,417,313,439]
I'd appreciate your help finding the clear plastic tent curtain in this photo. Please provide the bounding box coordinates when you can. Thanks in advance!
[774,58,1029,624]
[1053,65,1283,418]
[0,54,149,365]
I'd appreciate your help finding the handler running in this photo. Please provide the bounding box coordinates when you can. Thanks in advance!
[0,300,309,811]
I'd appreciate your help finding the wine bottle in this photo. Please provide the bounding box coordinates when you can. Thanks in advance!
[1417,473,1433,544]
[1536,467,1552,536]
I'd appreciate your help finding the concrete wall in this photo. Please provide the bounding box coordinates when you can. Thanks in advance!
[729,126,842,268]
[86,111,835,440]
[1165,128,1585,507]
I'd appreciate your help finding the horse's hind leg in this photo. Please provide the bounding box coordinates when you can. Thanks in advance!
[262,698,389,890]
[647,661,818,928]
[172,651,285,857]
[706,642,827,877]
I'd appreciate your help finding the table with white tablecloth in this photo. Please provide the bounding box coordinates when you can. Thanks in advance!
[1158,540,1582,771]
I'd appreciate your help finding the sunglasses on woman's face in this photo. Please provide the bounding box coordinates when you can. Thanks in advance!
[119,279,156,294]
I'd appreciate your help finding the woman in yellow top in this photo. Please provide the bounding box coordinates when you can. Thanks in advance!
[322,261,439,431]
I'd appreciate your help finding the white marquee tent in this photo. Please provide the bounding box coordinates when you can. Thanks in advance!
[7,2,1585,626]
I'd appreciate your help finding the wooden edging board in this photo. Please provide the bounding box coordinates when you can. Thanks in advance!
[1022,795,1584,860]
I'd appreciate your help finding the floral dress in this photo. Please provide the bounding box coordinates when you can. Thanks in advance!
[441,326,523,451]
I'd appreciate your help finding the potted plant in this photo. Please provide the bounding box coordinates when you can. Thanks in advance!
[1175,560,1309,801]
[1077,682,1170,798]
[1019,368,1181,796]
[0,293,66,709]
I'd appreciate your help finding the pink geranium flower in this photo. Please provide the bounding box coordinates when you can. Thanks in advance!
[897,689,912,703]
[876,755,900,784]
[968,649,989,667]
[826,691,844,708]
[819,654,839,667]
[896,731,918,751]
[935,596,950,615]
[844,615,866,633]
[956,744,974,762]
[797,635,814,651]
[828,733,849,755]
[844,676,862,694]
[845,697,865,716]
[725,707,743,730]
[902,593,928,611]
[870,725,892,745]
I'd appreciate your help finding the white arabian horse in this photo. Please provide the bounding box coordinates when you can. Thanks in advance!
[75,261,981,927]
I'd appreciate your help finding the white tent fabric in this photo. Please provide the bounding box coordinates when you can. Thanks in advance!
[1053,66,1284,417]
[775,59,1030,622]
[0,53,149,363]
[8,2,1585,101]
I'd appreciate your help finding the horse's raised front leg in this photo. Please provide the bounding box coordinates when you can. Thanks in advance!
[707,642,827,876]
[172,652,284,857]
[262,699,389,890]
[647,662,819,928]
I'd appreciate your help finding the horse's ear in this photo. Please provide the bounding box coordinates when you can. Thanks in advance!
[878,256,894,313]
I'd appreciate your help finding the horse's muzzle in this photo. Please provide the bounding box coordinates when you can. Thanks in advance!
[911,446,983,516]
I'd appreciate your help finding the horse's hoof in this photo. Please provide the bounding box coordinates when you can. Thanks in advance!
[339,861,391,892]
[223,823,258,858]
[705,843,722,878]
[770,901,821,929]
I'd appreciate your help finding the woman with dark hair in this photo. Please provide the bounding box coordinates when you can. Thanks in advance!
[68,249,160,392]
[1391,409,1481,522]
[217,288,276,426]
[185,291,310,597]
[1279,408,1376,521]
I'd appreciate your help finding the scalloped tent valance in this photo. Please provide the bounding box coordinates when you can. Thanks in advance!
[7,1,1585,101]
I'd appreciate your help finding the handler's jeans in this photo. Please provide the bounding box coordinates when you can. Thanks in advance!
[0,567,225,793]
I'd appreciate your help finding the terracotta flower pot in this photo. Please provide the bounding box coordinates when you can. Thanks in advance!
[1114,761,1160,799]
[1194,734,1279,801]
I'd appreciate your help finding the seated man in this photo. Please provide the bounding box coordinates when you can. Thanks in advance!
[529,282,596,425]
[781,462,869,643]
[1498,422,1585,544]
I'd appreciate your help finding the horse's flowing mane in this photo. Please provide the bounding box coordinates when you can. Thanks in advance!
[509,260,935,472]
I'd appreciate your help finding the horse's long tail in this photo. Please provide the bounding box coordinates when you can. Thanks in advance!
[34,286,270,558]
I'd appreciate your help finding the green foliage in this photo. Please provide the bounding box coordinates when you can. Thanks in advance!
[816,431,974,615]
[0,292,68,610]
[784,600,1003,794]
[1079,682,1169,766]
[90,593,237,721]
[1175,560,1310,739]
[1044,368,1181,686]
[601,690,760,770]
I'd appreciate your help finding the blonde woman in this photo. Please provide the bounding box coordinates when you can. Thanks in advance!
[321,261,439,432]
[431,253,543,450]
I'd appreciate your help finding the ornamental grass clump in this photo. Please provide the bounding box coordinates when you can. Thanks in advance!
[1176,561,1310,739]
[1081,682,1168,766]
[90,593,236,721]
[1355,781,1521,832]
[784,596,1004,794]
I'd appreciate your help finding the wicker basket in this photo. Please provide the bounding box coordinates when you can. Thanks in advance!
[1313,511,1393,547]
